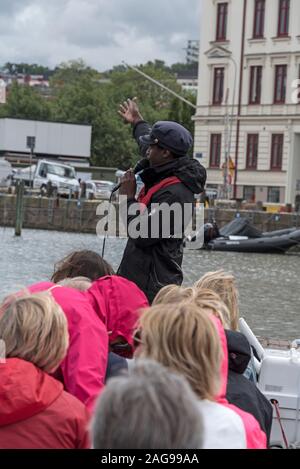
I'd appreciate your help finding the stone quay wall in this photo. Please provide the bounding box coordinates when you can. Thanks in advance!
[1,194,300,235]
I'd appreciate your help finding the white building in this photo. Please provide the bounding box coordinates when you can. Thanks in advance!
[176,70,198,94]
[195,0,300,207]
[186,40,200,64]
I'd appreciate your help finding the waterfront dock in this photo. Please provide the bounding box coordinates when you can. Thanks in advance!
[1,192,300,235]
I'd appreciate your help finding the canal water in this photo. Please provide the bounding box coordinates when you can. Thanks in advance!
[0,227,299,340]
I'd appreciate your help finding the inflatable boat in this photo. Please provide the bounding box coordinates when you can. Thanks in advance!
[204,218,300,254]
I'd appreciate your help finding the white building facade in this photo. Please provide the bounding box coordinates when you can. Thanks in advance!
[195,0,300,207]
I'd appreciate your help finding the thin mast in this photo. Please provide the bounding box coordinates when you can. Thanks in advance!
[122,61,197,110]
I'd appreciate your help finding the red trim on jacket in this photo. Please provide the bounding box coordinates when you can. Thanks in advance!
[138,176,181,208]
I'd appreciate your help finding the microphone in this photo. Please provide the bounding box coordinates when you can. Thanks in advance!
[111,158,149,194]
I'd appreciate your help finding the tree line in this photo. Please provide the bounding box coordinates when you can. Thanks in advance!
[0,59,197,169]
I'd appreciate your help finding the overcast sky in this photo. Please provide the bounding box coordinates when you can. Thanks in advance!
[0,0,201,71]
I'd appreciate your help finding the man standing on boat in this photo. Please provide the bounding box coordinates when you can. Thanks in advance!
[117,98,207,303]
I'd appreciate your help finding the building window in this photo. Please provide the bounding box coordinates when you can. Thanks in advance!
[243,186,256,202]
[274,65,287,104]
[249,66,262,104]
[246,134,259,169]
[213,68,224,105]
[278,0,290,37]
[210,134,222,168]
[216,3,228,41]
[271,134,284,170]
[253,0,265,38]
[267,187,280,203]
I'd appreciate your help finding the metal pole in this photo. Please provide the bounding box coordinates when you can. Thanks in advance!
[122,61,197,110]
[227,56,238,199]
[228,57,238,152]
[15,180,24,236]
[207,47,238,199]
[29,148,32,189]
[223,89,230,199]
[233,0,248,199]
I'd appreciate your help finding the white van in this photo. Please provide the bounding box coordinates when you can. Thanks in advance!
[13,160,80,196]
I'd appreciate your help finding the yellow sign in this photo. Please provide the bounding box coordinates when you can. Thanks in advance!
[264,204,281,213]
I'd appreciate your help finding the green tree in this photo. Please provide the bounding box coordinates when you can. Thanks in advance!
[168,91,196,134]
[170,62,198,76]
[50,60,137,168]
[50,60,190,167]
[0,59,197,168]
[51,59,100,86]
[100,61,196,166]
[3,62,53,76]
[0,82,51,120]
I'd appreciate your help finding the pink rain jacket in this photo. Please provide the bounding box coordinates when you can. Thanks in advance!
[211,316,267,449]
[29,275,148,411]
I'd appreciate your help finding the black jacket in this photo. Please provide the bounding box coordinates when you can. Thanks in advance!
[225,330,273,444]
[117,121,206,303]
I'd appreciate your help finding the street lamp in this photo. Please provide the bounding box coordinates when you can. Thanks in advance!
[206,47,238,199]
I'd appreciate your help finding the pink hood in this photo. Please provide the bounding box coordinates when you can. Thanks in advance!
[28,277,148,410]
[29,282,108,411]
[211,315,267,449]
[86,275,149,349]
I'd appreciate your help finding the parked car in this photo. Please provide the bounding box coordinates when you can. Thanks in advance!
[85,180,116,200]
[206,188,218,200]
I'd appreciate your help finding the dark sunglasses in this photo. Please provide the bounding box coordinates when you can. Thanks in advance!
[110,342,133,359]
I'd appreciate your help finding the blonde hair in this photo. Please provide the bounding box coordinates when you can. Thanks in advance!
[153,285,195,305]
[138,303,222,401]
[153,285,230,329]
[192,288,231,329]
[0,292,69,373]
[58,276,92,291]
[194,270,239,330]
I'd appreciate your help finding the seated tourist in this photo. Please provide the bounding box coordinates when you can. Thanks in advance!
[135,301,248,448]
[92,359,204,449]
[0,292,90,449]
[51,249,114,283]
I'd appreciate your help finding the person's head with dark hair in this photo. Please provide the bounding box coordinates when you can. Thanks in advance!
[92,359,204,449]
[51,250,114,283]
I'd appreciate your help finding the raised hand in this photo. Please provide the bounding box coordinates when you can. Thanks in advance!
[118,97,143,125]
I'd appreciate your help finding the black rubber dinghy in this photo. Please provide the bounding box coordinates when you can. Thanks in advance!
[204,218,300,253]
[206,230,300,253]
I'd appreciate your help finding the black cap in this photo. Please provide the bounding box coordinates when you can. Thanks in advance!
[139,121,193,156]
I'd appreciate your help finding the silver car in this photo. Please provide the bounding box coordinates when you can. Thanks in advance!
[85,180,116,200]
